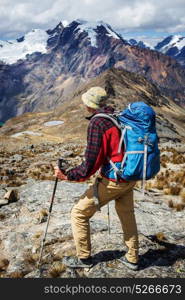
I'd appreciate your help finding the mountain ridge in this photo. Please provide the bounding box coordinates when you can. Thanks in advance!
[155,35,185,67]
[0,20,185,123]
[1,68,185,145]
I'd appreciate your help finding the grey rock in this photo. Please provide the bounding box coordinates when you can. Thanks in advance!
[1,176,9,181]
[9,154,23,163]
[0,189,6,198]
[4,189,19,203]
[62,151,74,158]
[0,199,9,206]
[24,270,41,278]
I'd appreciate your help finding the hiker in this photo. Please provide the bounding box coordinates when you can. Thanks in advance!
[54,86,139,270]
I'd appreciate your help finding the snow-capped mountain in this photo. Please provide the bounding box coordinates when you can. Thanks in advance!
[0,20,185,123]
[0,20,123,65]
[0,21,66,64]
[0,29,49,64]
[155,35,185,54]
[155,35,185,66]
[75,19,122,47]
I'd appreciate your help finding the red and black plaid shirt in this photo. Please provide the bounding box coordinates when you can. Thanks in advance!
[67,106,124,182]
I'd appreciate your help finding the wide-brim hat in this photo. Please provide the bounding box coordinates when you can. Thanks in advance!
[82,86,107,109]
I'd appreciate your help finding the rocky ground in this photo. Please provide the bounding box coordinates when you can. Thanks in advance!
[0,139,185,278]
[0,180,185,278]
[0,140,85,188]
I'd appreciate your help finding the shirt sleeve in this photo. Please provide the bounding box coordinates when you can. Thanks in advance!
[66,118,105,181]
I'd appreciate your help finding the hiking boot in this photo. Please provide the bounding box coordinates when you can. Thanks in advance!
[63,256,93,268]
[118,256,139,271]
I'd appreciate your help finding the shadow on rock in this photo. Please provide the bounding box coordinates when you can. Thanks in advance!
[139,237,185,270]
[92,250,125,266]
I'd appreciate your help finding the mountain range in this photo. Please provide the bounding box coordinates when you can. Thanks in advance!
[1,22,185,67]
[155,35,185,67]
[1,68,185,144]
[127,35,185,67]
[128,39,151,49]
[0,20,185,123]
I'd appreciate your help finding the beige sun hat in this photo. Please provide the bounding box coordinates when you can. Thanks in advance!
[82,86,107,109]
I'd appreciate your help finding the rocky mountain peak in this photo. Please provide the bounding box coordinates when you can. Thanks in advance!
[46,22,65,48]
[74,19,124,47]
[52,19,127,51]
[46,22,64,36]
[128,38,152,49]
[155,35,185,66]
[155,35,185,53]
[1,20,185,123]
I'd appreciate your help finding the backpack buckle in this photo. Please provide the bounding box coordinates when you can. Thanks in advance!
[138,136,153,147]
[138,137,144,143]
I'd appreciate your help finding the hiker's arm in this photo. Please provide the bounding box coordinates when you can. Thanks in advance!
[66,119,106,182]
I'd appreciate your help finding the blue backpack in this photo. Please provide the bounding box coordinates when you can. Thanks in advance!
[94,102,160,188]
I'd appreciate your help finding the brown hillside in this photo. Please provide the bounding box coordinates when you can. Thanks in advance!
[1,68,185,149]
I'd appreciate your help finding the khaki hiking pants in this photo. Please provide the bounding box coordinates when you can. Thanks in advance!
[71,177,139,264]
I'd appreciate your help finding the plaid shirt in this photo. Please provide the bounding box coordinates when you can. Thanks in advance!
[67,106,118,181]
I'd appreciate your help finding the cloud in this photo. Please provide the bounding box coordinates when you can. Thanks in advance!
[0,0,185,39]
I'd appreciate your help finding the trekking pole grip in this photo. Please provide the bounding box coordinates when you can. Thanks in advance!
[58,158,64,171]
[48,158,63,212]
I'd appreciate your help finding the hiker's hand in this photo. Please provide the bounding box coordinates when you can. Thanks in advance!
[54,167,67,180]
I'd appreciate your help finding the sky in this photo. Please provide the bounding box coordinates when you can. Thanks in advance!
[0,0,185,45]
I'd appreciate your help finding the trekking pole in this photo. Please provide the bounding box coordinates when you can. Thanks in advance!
[37,158,64,270]
[107,203,111,235]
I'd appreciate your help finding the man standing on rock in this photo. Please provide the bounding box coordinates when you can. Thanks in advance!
[54,86,139,271]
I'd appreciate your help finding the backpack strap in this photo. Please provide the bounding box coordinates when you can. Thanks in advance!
[142,145,147,195]
[93,177,101,211]
[117,125,132,153]
[142,137,149,196]
[92,113,131,154]
[92,113,131,182]
[92,113,121,129]
[107,156,123,181]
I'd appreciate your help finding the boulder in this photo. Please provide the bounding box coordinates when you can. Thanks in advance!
[4,189,19,203]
